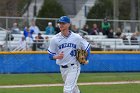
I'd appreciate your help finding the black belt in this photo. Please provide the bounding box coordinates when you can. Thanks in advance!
[61,64,74,68]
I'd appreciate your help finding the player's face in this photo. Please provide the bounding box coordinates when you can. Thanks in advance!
[59,23,70,31]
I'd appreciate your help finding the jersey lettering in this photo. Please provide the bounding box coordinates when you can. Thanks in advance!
[58,43,76,49]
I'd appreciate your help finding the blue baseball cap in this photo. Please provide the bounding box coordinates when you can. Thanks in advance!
[57,16,70,23]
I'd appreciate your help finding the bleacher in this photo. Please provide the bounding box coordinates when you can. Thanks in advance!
[0,29,7,41]
[5,34,140,51]
[0,27,54,51]
[85,34,140,51]
[0,27,139,51]
[84,35,107,40]
[9,33,54,51]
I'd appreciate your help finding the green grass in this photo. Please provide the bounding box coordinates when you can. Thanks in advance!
[0,73,63,85]
[0,72,139,85]
[80,84,140,93]
[78,72,140,82]
[0,84,139,93]
[0,72,139,93]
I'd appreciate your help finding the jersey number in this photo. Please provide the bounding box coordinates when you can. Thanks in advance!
[70,50,76,56]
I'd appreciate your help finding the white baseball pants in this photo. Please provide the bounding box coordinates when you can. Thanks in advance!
[60,63,81,93]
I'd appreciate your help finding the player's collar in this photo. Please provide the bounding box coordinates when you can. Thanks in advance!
[61,30,71,38]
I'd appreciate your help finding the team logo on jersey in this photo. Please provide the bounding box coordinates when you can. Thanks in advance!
[58,43,76,49]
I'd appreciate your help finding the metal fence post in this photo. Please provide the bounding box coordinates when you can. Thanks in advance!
[6,17,8,29]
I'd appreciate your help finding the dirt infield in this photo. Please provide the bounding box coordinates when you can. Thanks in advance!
[0,81,140,88]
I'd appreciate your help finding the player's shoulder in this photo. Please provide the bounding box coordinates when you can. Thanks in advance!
[71,31,82,39]
[71,31,81,37]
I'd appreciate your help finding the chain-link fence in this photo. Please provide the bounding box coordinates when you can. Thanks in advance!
[0,16,140,51]
[0,16,140,31]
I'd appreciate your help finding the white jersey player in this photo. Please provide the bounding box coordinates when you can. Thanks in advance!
[48,16,90,93]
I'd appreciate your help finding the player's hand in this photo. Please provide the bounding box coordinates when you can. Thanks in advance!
[54,52,64,59]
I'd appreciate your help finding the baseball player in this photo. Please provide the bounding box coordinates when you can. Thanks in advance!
[48,16,90,93]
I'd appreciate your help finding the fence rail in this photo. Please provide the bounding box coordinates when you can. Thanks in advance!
[0,16,140,32]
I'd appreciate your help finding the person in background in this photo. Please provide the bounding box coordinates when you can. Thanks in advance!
[5,31,14,41]
[32,33,44,51]
[130,33,138,45]
[23,26,34,50]
[90,23,99,35]
[29,19,40,35]
[135,31,140,42]
[43,36,50,50]
[115,28,122,38]
[32,36,38,51]
[36,33,44,49]
[26,32,34,50]
[11,22,21,34]
[107,29,114,38]
[55,23,61,34]
[101,17,111,35]
[13,36,27,51]
[122,35,129,45]
[23,26,34,39]
[71,25,79,33]
[82,24,90,35]
[45,22,55,35]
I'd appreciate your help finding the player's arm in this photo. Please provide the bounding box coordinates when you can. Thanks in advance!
[48,52,64,60]
[85,47,90,60]
[48,38,64,60]
[80,36,90,61]
[47,38,57,60]
[48,51,56,60]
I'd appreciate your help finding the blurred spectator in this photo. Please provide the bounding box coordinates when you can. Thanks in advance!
[107,29,114,38]
[45,22,55,35]
[122,35,129,45]
[26,33,34,50]
[90,23,99,35]
[5,31,14,41]
[82,24,90,34]
[32,33,44,51]
[23,26,34,39]
[115,28,122,38]
[55,23,60,34]
[101,17,111,35]
[130,33,138,45]
[13,36,26,51]
[11,22,21,34]
[36,33,44,49]
[135,31,140,41]
[29,19,40,34]
[43,36,50,50]
[71,25,79,33]
[32,36,38,51]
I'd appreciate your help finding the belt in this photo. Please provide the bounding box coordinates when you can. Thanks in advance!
[61,64,74,68]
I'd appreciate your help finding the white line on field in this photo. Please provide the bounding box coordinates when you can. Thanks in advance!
[0,81,140,88]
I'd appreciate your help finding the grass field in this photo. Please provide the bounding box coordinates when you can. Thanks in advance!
[0,72,140,93]
[0,84,140,93]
